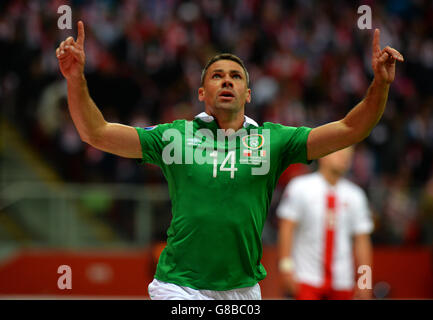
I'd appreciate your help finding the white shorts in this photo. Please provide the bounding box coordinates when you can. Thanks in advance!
[148,278,262,300]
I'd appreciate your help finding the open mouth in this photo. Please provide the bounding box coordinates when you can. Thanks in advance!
[219,91,235,100]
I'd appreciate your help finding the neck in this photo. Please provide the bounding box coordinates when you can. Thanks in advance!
[319,167,341,186]
[205,108,245,131]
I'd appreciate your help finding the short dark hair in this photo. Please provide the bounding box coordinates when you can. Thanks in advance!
[200,53,250,87]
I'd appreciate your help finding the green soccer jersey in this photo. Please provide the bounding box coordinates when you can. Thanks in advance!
[135,112,311,291]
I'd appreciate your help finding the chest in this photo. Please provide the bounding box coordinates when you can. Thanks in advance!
[301,187,354,230]
[165,129,278,186]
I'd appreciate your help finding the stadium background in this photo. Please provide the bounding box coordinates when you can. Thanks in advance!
[0,0,432,299]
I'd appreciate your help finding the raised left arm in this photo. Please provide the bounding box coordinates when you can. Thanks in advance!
[307,29,404,160]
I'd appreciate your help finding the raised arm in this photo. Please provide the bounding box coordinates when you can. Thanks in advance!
[307,29,404,160]
[56,21,142,159]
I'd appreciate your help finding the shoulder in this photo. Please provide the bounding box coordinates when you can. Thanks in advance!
[281,173,317,204]
[340,178,367,201]
[136,119,189,139]
[262,122,311,130]
[149,119,188,131]
[262,122,312,140]
[262,122,296,130]
[289,172,317,190]
[168,119,188,128]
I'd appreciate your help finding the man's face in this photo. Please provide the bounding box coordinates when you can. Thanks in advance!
[198,59,251,113]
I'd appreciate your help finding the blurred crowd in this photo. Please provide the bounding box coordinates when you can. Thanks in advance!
[1,0,432,245]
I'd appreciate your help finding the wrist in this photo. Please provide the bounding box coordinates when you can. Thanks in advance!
[279,257,294,273]
[67,73,86,88]
[372,77,391,88]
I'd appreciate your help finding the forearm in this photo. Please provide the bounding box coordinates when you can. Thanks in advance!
[307,29,402,160]
[353,234,373,299]
[354,234,373,270]
[67,75,107,143]
[307,78,391,160]
[342,78,390,142]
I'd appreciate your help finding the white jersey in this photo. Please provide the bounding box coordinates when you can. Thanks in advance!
[277,172,373,290]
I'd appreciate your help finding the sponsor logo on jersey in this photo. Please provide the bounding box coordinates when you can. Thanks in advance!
[242,134,264,149]
[144,125,157,131]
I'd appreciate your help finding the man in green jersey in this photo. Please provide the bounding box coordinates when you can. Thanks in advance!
[56,21,403,299]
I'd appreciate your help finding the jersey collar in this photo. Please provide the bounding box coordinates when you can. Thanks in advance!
[194,112,259,128]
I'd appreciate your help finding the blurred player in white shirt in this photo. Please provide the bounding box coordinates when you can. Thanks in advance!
[277,147,373,299]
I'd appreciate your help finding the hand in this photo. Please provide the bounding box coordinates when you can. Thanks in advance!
[56,21,86,81]
[372,28,404,84]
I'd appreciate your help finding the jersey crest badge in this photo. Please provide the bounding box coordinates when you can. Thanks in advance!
[242,134,264,149]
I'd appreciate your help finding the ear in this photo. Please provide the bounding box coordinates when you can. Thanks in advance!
[198,87,205,102]
[245,88,251,103]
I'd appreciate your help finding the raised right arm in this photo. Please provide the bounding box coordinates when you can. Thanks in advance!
[56,21,142,159]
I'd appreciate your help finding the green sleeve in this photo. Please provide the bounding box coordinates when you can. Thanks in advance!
[135,123,172,166]
[270,123,312,170]
[283,126,312,165]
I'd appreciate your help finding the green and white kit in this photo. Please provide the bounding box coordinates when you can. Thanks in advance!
[136,112,311,291]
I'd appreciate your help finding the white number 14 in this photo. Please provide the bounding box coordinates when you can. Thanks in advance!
[210,150,238,179]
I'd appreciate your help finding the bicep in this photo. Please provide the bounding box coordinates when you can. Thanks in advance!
[307,120,358,160]
[90,122,142,159]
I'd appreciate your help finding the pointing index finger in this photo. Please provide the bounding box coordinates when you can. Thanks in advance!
[77,20,85,46]
[372,28,381,57]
